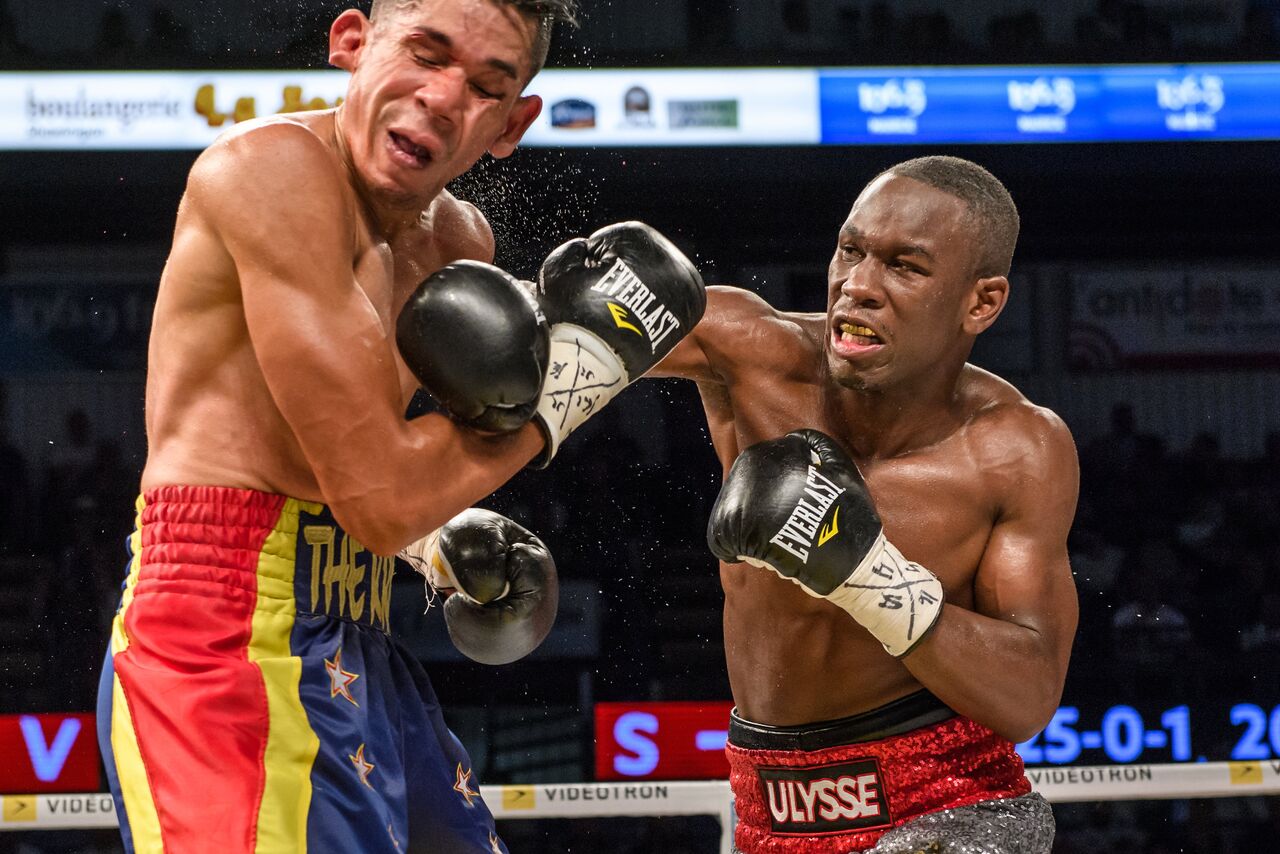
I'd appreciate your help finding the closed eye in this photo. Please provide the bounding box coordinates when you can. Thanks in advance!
[839,244,863,260]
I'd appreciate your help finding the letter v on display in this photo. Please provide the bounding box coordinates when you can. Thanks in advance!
[20,715,81,782]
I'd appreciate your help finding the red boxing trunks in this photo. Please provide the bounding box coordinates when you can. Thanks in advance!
[727,690,1032,853]
[97,486,506,853]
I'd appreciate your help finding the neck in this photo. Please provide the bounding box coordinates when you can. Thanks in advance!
[823,359,969,460]
[333,106,441,240]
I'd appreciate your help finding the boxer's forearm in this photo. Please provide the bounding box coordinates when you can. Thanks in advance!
[322,415,545,556]
[900,605,1068,745]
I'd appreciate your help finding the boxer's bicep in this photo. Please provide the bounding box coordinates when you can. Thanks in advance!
[972,409,1080,680]
[200,126,407,486]
[649,285,768,382]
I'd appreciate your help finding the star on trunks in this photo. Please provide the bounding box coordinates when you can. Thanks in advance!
[349,744,375,788]
[489,831,504,853]
[453,763,480,806]
[325,648,360,707]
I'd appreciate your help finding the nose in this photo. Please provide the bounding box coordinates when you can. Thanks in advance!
[840,258,885,308]
[415,67,467,127]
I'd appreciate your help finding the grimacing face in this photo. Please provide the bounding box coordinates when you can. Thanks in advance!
[824,173,989,392]
[329,0,543,210]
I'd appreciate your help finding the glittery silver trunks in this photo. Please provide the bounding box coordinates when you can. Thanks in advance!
[733,791,1053,854]
[862,791,1054,853]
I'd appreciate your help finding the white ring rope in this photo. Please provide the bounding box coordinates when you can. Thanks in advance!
[5,761,1280,854]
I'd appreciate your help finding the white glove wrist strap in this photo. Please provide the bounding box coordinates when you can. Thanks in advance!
[535,325,629,459]
[824,534,945,658]
[398,530,490,606]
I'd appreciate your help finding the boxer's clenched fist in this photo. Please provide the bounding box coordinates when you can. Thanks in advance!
[400,509,558,665]
[707,429,945,658]
[531,221,705,464]
[396,261,550,433]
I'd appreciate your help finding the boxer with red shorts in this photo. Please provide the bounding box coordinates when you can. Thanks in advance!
[727,691,1051,853]
[655,157,1079,852]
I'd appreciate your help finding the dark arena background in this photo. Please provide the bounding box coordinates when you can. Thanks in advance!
[2,1,1280,851]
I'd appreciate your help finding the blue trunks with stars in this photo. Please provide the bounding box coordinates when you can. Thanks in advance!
[98,486,506,853]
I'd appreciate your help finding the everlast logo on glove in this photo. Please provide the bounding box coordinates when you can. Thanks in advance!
[758,759,891,835]
[768,466,846,563]
[590,258,683,353]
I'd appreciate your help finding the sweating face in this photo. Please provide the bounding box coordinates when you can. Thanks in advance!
[337,0,541,210]
[824,174,982,392]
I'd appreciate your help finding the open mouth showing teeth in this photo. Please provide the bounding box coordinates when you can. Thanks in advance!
[838,322,882,345]
[390,131,432,166]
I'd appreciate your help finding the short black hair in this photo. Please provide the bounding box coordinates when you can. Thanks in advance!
[880,156,1020,278]
[369,0,579,79]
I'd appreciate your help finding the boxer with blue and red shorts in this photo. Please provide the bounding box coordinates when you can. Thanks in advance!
[95,0,708,850]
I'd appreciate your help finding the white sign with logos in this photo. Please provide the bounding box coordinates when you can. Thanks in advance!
[523,69,820,146]
[0,69,819,151]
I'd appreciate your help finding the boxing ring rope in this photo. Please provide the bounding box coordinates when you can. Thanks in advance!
[6,761,1280,853]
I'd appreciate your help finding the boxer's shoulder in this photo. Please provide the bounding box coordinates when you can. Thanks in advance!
[955,365,1078,501]
[417,191,495,265]
[187,114,355,233]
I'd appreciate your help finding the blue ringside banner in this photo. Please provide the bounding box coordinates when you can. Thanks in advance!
[818,64,1280,145]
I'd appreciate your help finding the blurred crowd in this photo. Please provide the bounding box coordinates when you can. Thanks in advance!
[0,385,136,716]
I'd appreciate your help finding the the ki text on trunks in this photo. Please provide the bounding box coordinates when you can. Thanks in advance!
[769,466,846,563]
[300,518,397,632]
[758,759,891,835]
[591,259,683,354]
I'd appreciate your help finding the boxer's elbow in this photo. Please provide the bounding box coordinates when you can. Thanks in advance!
[331,488,460,556]
[329,500,407,556]
[325,484,425,556]
[998,684,1063,744]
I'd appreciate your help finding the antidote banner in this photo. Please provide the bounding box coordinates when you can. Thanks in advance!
[1067,266,1280,370]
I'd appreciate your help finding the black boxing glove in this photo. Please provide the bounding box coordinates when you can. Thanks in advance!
[707,429,944,657]
[396,261,550,433]
[531,222,705,464]
[399,509,558,665]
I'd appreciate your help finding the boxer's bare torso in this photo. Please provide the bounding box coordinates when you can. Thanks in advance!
[133,1,552,555]
[143,111,488,500]
[676,294,1069,725]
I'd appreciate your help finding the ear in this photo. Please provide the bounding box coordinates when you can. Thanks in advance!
[329,9,371,72]
[962,275,1009,336]
[489,94,542,159]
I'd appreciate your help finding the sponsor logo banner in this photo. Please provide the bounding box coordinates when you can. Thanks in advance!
[0,278,155,373]
[1067,267,1280,370]
[818,63,1280,144]
[7,64,1280,151]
